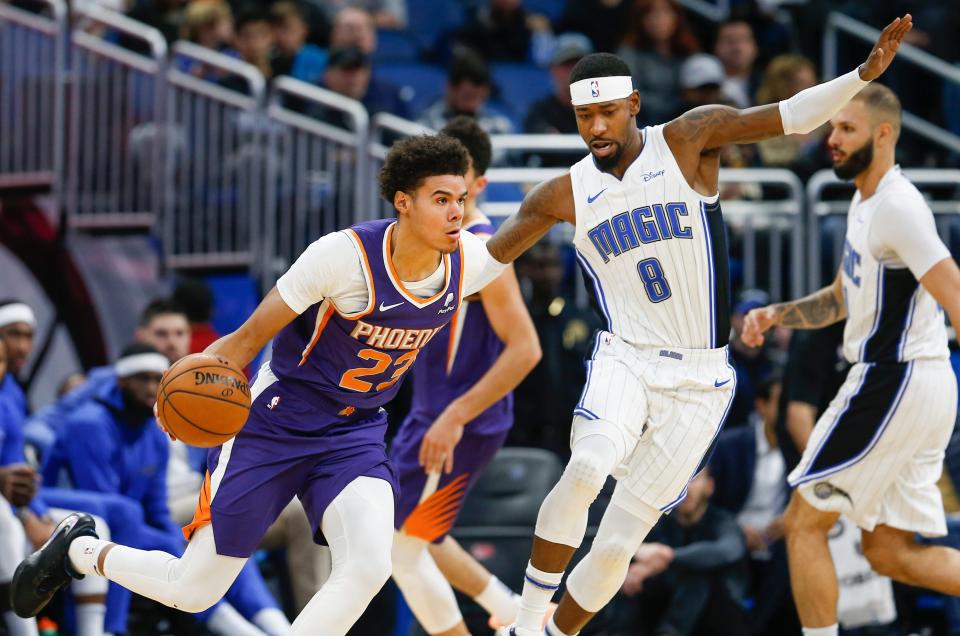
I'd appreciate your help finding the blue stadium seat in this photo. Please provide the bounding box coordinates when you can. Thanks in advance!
[491,63,552,126]
[376,62,446,118]
[483,182,525,203]
[374,29,420,64]
[405,0,467,50]
[523,0,566,21]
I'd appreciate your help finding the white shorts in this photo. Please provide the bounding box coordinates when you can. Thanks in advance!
[0,502,27,582]
[570,331,736,513]
[789,359,958,537]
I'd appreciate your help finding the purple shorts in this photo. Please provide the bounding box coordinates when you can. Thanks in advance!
[184,379,398,557]
[391,415,509,543]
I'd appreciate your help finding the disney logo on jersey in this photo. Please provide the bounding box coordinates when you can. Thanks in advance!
[437,292,456,315]
[641,169,665,182]
[587,201,693,264]
[349,321,443,350]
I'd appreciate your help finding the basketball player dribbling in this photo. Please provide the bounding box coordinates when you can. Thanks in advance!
[11,135,510,635]
[480,16,914,636]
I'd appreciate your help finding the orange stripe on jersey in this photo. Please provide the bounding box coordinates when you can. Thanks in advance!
[384,223,451,306]
[299,303,334,366]
[339,228,376,319]
[402,473,470,542]
[182,471,213,541]
[446,308,460,374]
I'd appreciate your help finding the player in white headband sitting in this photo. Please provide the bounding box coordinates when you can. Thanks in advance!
[486,14,915,636]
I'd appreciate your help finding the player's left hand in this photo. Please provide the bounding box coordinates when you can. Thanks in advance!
[741,306,779,348]
[419,414,465,474]
[859,14,913,81]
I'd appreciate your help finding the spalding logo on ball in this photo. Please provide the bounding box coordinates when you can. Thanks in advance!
[156,353,252,447]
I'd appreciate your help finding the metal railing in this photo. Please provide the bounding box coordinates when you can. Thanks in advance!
[262,77,370,286]
[0,0,65,190]
[807,168,960,289]
[163,41,265,270]
[67,2,166,228]
[823,12,960,156]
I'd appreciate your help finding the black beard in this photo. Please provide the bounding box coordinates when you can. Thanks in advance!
[592,143,624,172]
[833,138,874,180]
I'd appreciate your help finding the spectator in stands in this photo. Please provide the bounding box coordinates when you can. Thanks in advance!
[755,54,831,178]
[775,323,848,473]
[0,302,120,636]
[524,32,593,135]
[123,0,184,53]
[453,0,550,63]
[182,1,235,54]
[714,19,759,109]
[173,278,222,354]
[314,46,409,125]
[728,290,777,428]
[219,6,275,92]
[271,1,327,83]
[711,374,799,636]
[418,50,514,135]
[554,0,632,54]
[510,243,600,455]
[329,6,377,55]
[59,373,86,398]
[42,343,292,636]
[678,53,725,110]
[617,0,700,125]
[620,469,750,636]
[321,0,406,30]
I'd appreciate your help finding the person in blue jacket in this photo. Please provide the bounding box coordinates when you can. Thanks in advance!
[710,373,798,635]
[43,342,292,636]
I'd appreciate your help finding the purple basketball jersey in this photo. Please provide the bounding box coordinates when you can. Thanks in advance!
[405,221,513,435]
[270,219,464,411]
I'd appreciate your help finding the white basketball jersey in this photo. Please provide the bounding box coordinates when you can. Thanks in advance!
[571,125,729,350]
[840,167,949,364]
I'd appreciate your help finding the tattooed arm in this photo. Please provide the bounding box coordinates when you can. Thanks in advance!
[486,174,575,264]
[741,269,846,348]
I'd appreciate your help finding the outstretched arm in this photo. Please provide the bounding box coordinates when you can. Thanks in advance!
[665,14,912,154]
[741,268,846,347]
[486,174,574,263]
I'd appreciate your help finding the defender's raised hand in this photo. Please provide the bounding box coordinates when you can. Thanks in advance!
[859,14,913,81]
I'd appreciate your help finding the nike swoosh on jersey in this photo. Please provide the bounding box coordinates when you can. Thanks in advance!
[379,301,404,312]
[714,378,731,388]
[586,187,607,204]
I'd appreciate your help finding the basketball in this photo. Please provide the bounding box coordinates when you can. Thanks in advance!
[156,353,251,448]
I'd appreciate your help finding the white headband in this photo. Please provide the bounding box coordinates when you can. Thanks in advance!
[115,353,169,378]
[0,303,36,329]
[570,76,634,106]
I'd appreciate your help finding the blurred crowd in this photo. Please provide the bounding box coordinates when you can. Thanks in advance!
[74,0,960,170]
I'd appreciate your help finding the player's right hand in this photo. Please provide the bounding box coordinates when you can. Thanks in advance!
[741,306,779,348]
[153,402,178,441]
[0,464,38,507]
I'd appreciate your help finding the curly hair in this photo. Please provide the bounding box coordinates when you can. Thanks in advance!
[378,135,469,203]
[440,116,492,176]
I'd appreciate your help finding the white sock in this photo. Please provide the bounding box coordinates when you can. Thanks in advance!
[4,612,38,636]
[75,602,106,636]
[252,607,291,635]
[206,603,266,636]
[546,615,577,636]
[474,575,519,624]
[802,625,839,636]
[516,562,562,630]
[68,537,109,577]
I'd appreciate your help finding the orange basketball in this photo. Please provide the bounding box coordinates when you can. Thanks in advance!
[156,353,251,448]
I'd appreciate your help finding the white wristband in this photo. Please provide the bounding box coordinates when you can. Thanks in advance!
[778,67,869,135]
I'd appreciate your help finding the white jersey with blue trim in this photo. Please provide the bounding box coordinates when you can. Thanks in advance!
[570,124,730,350]
[840,166,950,364]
